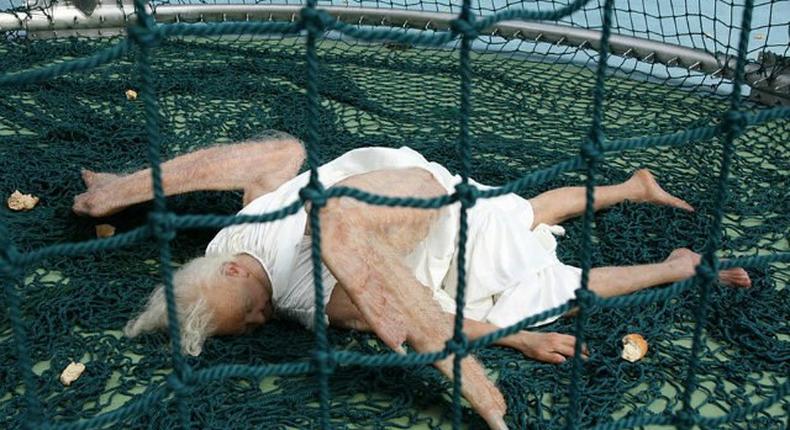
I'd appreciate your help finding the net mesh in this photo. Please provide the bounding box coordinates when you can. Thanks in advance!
[0,0,788,429]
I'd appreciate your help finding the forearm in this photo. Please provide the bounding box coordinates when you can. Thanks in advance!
[459,315,586,363]
[456,316,520,349]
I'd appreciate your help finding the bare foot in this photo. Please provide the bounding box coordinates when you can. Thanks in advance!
[666,248,752,288]
[630,169,695,212]
[74,169,125,217]
[81,169,119,190]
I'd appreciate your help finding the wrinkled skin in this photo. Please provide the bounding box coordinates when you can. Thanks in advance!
[74,136,751,429]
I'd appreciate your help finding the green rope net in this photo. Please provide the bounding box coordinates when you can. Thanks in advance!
[1,0,788,428]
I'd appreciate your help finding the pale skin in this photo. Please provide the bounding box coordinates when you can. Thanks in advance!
[73,136,751,429]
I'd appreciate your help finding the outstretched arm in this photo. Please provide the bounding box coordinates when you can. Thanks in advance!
[327,287,587,364]
[460,318,588,364]
[73,135,305,217]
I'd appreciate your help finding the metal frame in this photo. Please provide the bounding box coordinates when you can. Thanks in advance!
[1,2,788,104]
[0,3,726,72]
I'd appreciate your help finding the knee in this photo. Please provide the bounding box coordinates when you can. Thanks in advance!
[281,138,305,165]
[250,131,305,172]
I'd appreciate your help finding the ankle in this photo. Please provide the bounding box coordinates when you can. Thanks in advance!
[622,176,648,203]
[665,254,696,279]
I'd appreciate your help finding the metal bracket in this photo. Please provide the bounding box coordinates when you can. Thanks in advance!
[69,0,99,17]
[746,52,790,106]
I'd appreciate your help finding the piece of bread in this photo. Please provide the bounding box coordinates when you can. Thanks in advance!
[59,362,86,386]
[125,89,138,100]
[621,333,648,362]
[7,190,39,211]
[95,224,116,238]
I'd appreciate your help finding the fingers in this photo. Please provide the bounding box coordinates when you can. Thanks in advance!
[544,353,569,364]
[553,335,576,357]
[525,332,590,364]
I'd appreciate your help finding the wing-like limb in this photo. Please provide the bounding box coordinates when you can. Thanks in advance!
[321,192,506,429]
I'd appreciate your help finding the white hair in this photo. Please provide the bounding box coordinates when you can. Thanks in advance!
[124,253,234,356]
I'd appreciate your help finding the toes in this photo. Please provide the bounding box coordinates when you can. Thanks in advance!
[72,193,93,216]
[657,191,695,212]
[80,169,96,187]
[669,196,695,212]
[718,268,752,288]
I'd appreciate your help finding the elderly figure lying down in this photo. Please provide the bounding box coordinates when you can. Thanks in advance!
[73,133,750,429]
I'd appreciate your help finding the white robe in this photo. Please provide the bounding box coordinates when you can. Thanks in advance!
[206,146,580,330]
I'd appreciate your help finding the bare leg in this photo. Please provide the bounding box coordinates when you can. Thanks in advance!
[529,169,694,227]
[589,248,751,297]
[73,136,304,217]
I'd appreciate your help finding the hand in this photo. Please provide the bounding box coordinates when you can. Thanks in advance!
[513,331,589,364]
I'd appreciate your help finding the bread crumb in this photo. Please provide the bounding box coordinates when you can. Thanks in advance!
[59,362,86,386]
[125,89,138,101]
[621,333,648,363]
[7,190,39,211]
[95,224,116,238]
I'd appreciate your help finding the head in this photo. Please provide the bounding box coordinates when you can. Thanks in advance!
[124,253,274,356]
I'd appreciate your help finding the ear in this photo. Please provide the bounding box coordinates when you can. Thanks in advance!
[221,261,250,278]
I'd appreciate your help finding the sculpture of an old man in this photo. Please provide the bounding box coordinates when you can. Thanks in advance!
[73,133,750,429]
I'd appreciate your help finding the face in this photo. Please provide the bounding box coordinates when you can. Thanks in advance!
[203,261,274,336]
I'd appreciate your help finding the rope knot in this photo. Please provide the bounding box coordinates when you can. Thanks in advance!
[450,16,478,39]
[673,410,697,428]
[128,25,160,48]
[0,258,23,280]
[299,182,327,208]
[695,260,718,284]
[720,110,747,137]
[0,236,24,280]
[580,141,603,162]
[166,373,192,396]
[447,334,469,357]
[574,288,596,308]
[454,182,477,208]
[300,8,334,33]
[148,212,177,242]
[313,350,336,375]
